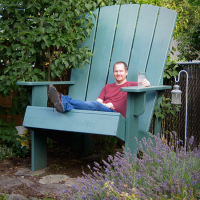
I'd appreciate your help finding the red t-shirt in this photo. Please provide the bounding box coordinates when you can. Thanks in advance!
[98,81,138,118]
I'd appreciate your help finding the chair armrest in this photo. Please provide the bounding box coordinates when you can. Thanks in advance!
[16,81,75,107]
[123,85,171,116]
[16,81,75,86]
[121,85,171,92]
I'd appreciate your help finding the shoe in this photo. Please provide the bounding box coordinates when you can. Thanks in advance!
[48,84,63,113]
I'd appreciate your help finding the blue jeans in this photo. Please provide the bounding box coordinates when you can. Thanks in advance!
[61,94,115,113]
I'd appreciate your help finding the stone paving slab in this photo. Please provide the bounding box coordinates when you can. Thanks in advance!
[39,175,69,184]
[0,193,38,200]
[0,177,22,188]
[15,168,48,177]
[0,168,84,199]
[17,177,35,187]
[32,183,66,196]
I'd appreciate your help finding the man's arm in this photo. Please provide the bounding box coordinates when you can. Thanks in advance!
[96,98,103,104]
[96,98,115,110]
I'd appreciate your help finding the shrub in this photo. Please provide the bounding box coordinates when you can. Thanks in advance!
[63,135,200,200]
[0,145,14,161]
[0,119,29,157]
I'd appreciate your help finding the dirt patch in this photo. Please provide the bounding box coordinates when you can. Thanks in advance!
[0,143,102,199]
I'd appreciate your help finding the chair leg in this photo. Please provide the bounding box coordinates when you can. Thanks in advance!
[125,92,146,155]
[31,131,47,171]
[81,134,95,157]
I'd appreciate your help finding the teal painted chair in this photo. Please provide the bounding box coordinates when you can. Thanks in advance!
[17,4,177,171]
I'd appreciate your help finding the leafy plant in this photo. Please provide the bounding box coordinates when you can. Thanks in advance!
[63,135,200,200]
[0,119,28,157]
[0,0,100,157]
[0,145,14,161]
[154,97,181,120]
[153,56,183,138]
[177,21,200,61]
[101,136,118,155]
[0,194,6,200]
[0,0,96,82]
[163,55,184,85]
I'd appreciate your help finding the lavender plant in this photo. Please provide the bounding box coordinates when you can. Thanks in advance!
[63,135,200,200]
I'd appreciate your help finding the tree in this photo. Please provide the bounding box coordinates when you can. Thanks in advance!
[0,0,97,89]
[177,21,200,61]
[0,0,99,122]
[176,1,200,60]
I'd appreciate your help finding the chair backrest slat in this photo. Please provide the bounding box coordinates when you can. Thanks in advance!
[127,4,159,82]
[68,9,99,100]
[139,7,177,131]
[146,7,178,85]
[107,4,140,84]
[86,5,120,101]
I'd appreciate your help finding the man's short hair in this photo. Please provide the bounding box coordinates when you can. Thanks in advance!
[113,61,128,71]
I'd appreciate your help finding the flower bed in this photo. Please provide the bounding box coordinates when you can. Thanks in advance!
[64,135,200,200]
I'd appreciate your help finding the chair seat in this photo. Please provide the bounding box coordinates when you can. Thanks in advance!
[24,106,126,141]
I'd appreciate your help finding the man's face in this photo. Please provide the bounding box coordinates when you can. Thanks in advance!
[113,63,128,84]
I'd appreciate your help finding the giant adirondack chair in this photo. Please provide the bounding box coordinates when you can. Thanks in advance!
[17,4,177,171]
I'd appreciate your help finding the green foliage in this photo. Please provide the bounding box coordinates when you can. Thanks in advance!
[163,55,184,84]
[153,56,182,130]
[101,136,118,154]
[177,21,200,61]
[0,144,14,161]
[0,119,28,157]
[0,0,96,85]
[188,0,200,6]
[0,0,99,157]
[154,97,181,120]
[0,194,6,200]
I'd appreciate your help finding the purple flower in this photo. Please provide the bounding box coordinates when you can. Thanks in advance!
[189,136,194,145]
[72,185,77,189]
[94,162,100,168]
[62,190,66,193]
[136,174,141,178]
[191,180,197,186]
[93,186,97,190]
[173,131,177,137]
[64,135,200,200]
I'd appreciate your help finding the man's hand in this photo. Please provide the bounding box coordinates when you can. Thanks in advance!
[104,102,115,110]
[142,79,150,87]
[96,98,115,110]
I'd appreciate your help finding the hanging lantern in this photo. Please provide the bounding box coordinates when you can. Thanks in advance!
[171,85,182,105]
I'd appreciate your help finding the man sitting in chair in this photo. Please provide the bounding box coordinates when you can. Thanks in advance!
[48,61,150,118]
